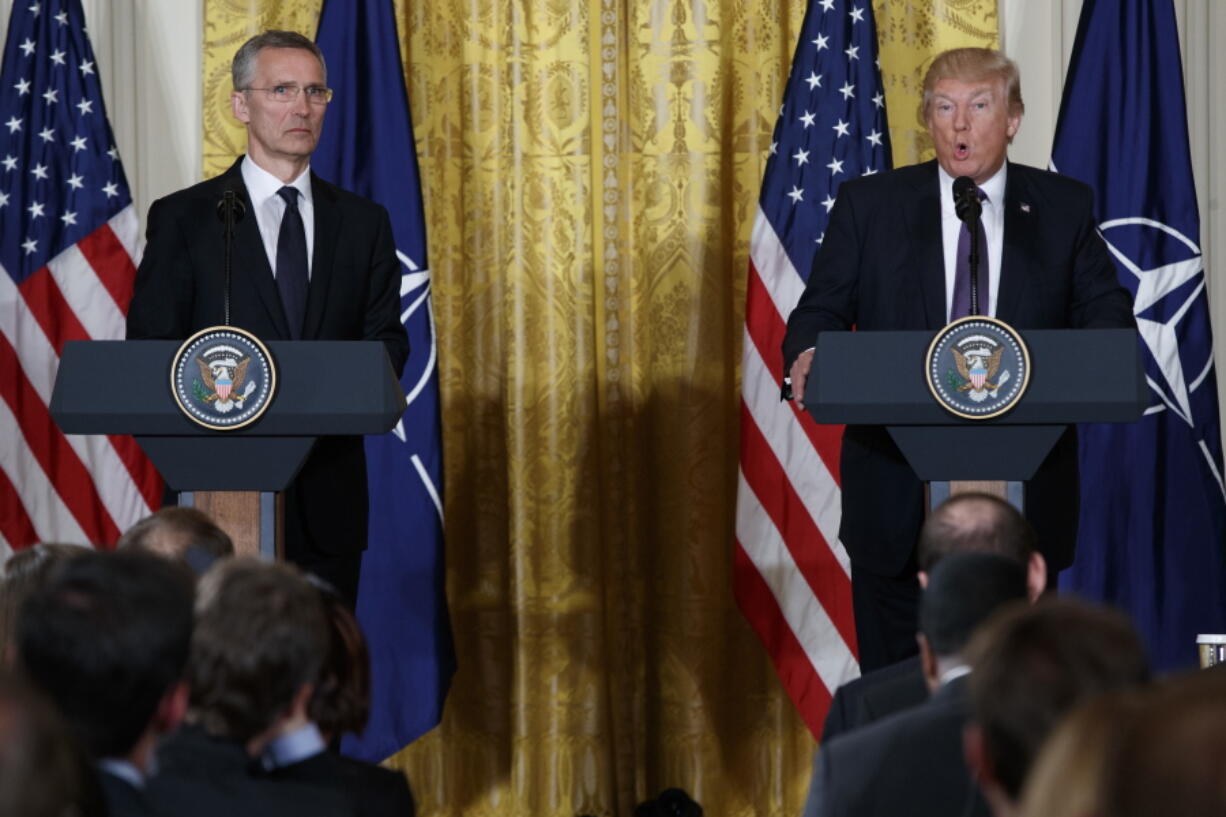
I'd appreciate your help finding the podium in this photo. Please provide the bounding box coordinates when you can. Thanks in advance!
[805,328,1146,509]
[50,340,405,557]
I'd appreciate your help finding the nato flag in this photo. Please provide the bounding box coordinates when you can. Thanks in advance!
[1052,0,1226,670]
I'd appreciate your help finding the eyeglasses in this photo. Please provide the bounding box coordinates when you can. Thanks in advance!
[243,85,334,104]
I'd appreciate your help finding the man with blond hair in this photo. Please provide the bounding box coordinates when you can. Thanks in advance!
[783,48,1134,669]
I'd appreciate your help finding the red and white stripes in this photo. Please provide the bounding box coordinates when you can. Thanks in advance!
[735,208,858,738]
[0,204,161,553]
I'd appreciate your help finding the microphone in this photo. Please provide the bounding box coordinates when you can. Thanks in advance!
[217,190,245,326]
[952,176,983,315]
[952,175,982,224]
[216,190,246,223]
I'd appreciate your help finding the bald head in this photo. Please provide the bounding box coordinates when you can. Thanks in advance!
[918,493,1036,572]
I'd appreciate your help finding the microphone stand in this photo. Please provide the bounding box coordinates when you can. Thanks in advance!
[968,213,981,316]
[217,191,244,327]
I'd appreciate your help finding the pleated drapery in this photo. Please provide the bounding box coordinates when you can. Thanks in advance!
[201,2,996,814]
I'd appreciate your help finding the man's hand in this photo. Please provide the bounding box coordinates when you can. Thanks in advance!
[789,347,816,410]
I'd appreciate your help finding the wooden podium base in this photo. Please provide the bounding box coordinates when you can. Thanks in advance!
[181,491,282,560]
[927,480,1024,515]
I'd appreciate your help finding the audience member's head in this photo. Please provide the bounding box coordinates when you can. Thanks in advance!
[0,673,104,817]
[1017,689,1147,817]
[117,506,234,573]
[1102,668,1226,817]
[918,493,1045,600]
[963,598,1150,817]
[16,550,195,770]
[189,558,329,751]
[308,579,372,739]
[635,788,703,817]
[0,543,86,665]
[917,552,1027,690]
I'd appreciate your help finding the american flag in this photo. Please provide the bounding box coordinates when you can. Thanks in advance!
[734,0,890,737]
[0,0,160,552]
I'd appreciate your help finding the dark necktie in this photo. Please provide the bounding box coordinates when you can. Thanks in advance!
[275,186,308,339]
[950,187,989,320]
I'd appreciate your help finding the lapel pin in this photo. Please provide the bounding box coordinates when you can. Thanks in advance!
[1020,202,1031,213]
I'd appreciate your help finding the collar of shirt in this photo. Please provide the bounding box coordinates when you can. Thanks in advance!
[261,721,326,770]
[938,161,1008,321]
[240,155,315,278]
[97,757,145,789]
[939,663,972,687]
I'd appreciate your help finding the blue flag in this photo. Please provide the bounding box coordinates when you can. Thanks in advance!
[1052,0,1226,670]
[313,0,454,759]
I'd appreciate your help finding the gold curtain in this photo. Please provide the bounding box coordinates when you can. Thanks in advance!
[201,2,995,815]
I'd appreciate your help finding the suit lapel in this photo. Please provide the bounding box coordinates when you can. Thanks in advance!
[303,174,339,340]
[902,161,947,329]
[998,163,1036,324]
[222,159,291,338]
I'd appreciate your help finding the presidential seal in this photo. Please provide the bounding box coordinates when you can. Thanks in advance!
[925,316,1030,420]
[170,327,276,430]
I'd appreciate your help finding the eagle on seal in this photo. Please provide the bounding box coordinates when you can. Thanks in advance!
[196,356,251,403]
[950,346,1004,392]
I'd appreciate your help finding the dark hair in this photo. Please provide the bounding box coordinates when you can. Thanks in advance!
[16,551,195,758]
[919,552,1028,657]
[189,558,328,741]
[308,582,372,737]
[232,30,326,90]
[0,544,88,664]
[917,493,1036,572]
[0,673,105,817]
[967,599,1150,800]
[117,507,234,571]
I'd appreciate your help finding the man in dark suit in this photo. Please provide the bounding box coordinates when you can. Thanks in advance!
[810,553,1028,817]
[127,30,408,606]
[262,581,415,817]
[17,551,196,817]
[818,493,1049,744]
[964,599,1150,817]
[148,558,353,817]
[783,47,1135,670]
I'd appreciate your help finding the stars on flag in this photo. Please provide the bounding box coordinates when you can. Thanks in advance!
[755,0,890,275]
[1,0,133,280]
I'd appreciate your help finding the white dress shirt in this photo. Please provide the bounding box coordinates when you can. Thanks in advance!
[241,156,315,279]
[939,162,1006,321]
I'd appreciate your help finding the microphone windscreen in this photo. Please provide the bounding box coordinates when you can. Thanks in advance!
[952,175,980,222]
[216,190,246,223]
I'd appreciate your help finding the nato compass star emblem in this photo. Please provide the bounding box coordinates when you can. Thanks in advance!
[1098,217,1208,429]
